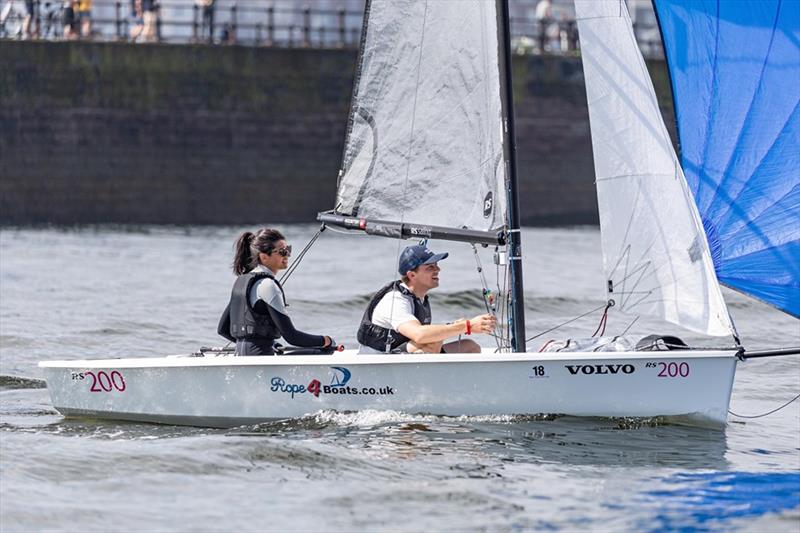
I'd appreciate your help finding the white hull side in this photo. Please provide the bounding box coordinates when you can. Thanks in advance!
[39,350,737,428]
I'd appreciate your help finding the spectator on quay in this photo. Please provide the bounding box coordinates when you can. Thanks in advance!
[141,0,158,42]
[77,0,91,39]
[129,0,143,41]
[534,0,553,52]
[195,0,214,43]
[23,0,38,39]
[62,0,79,40]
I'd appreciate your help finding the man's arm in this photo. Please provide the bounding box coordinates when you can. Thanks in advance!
[397,318,475,345]
[397,313,497,344]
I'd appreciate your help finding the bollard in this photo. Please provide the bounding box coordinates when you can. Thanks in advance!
[192,4,198,42]
[230,4,237,44]
[337,7,345,48]
[266,6,274,46]
[302,5,310,47]
[115,1,122,40]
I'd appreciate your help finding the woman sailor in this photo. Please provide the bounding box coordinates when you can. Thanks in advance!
[217,228,334,355]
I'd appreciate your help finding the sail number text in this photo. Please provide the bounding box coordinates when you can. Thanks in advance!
[72,371,127,392]
[645,361,690,378]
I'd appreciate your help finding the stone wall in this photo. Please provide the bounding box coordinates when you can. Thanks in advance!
[0,41,675,226]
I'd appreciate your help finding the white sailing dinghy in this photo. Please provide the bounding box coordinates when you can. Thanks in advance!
[39,0,799,428]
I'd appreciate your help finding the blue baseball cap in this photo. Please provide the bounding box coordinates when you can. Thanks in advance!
[398,245,449,276]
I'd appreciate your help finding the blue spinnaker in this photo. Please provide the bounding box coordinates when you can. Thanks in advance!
[653,0,800,317]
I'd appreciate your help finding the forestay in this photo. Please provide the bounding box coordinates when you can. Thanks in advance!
[334,0,507,233]
[653,0,800,318]
[574,0,734,337]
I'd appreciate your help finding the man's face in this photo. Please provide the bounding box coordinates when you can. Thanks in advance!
[409,262,440,290]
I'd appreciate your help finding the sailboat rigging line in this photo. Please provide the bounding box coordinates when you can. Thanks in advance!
[387,0,428,350]
[279,225,326,285]
[471,243,502,350]
[591,303,612,337]
[729,393,800,419]
[525,303,609,343]
[618,315,639,336]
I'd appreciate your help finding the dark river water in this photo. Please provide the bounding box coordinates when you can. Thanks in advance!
[1,225,798,531]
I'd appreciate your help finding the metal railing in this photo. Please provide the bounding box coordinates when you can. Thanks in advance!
[0,0,664,56]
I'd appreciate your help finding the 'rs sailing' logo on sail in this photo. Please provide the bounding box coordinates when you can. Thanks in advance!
[483,192,493,218]
[270,367,394,398]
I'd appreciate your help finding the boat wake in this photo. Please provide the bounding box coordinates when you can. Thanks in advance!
[232,410,676,434]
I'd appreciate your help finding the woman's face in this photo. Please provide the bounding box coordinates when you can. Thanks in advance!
[259,239,290,272]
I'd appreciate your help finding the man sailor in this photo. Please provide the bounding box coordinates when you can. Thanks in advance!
[358,244,496,354]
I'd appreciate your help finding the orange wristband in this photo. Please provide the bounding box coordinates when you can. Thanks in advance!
[465,320,472,335]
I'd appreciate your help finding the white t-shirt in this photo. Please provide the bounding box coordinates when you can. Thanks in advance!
[358,283,423,353]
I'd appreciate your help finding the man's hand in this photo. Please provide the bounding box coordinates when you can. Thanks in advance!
[468,313,496,334]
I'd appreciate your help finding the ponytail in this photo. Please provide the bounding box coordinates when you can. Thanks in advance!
[231,228,286,275]
[233,231,255,275]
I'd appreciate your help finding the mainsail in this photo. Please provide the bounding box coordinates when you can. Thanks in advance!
[653,0,800,318]
[574,0,735,337]
[332,0,507,235]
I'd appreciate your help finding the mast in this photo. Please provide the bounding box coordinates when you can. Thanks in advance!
[498,0,526,352]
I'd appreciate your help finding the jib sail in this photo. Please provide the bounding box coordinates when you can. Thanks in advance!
[575,0,735,337]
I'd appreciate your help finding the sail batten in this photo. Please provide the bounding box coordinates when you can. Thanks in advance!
[654,0,800,319]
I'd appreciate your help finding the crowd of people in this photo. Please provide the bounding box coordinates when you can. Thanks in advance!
[13,0,159,41]
[9,0,216,42]
[6,0,581,50]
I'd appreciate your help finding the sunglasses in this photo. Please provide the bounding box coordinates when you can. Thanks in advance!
[271,245,292,257]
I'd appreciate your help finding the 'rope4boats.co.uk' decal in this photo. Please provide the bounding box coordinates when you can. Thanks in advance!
[270,366,395,399]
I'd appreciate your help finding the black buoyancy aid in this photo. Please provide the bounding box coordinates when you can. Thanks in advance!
[357,281,432,352]
[228,270,286,341]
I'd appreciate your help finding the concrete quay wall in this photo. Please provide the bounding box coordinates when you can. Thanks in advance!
[0,41,676,226]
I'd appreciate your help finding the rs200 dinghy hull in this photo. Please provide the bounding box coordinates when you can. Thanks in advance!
[39,350,737,428]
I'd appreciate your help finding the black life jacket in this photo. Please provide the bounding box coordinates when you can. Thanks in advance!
[228,270,286,341]
[357,281,431,352]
